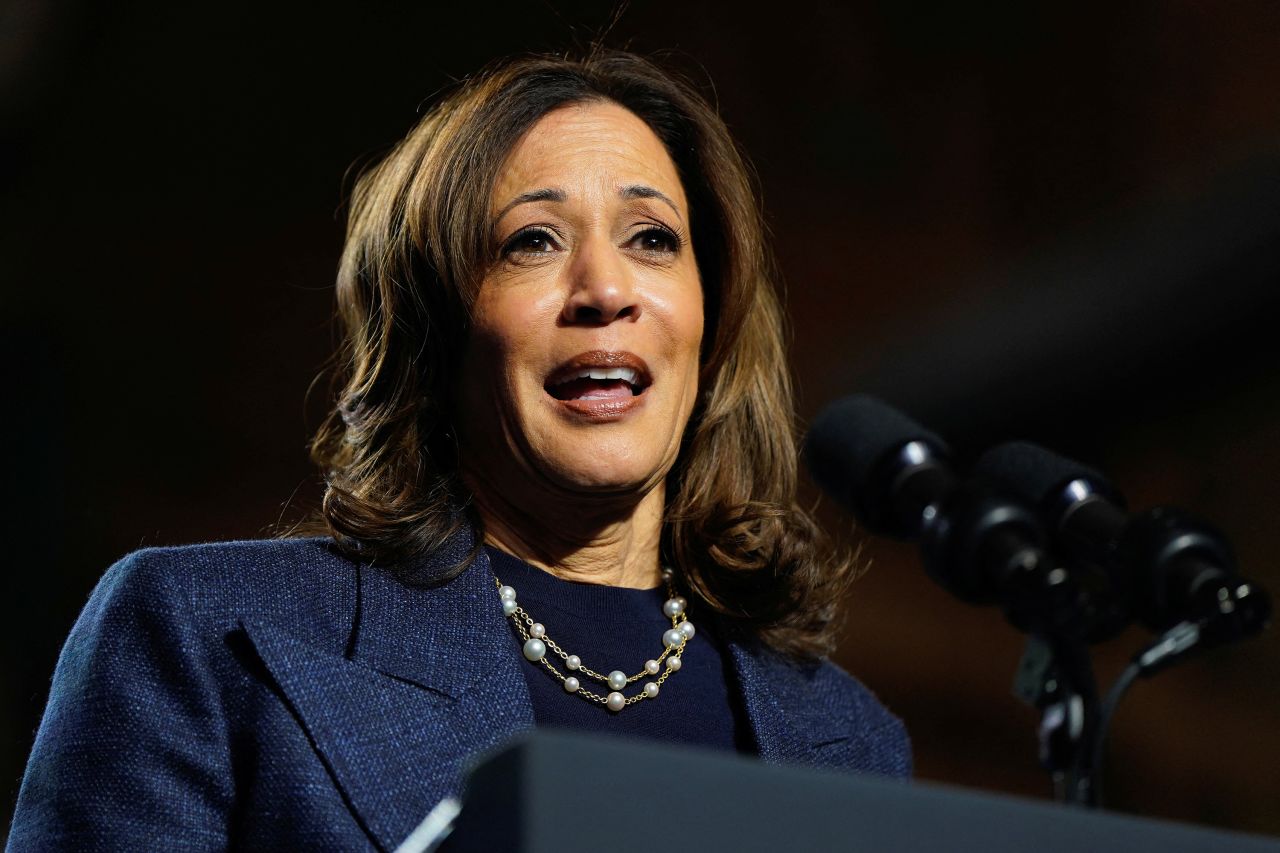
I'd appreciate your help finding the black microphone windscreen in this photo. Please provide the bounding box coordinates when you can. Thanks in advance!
[804,395,949,522]
[973,441,1115,507]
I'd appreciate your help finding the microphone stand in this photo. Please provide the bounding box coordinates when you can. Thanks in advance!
[1000,553,1104,806]
[1013,632,1101,806]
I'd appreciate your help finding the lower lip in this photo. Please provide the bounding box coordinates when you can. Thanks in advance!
[551,391,647,420]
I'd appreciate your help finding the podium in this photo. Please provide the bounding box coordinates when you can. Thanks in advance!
[436,731,1280,852]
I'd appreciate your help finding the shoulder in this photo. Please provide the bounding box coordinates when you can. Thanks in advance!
[734,641,911,777]
[772,652,908,739]
[807,657,911,776]
[736,640,899,728]
[108,536,348,587]
[808,658,904,732]
[89,537,360,647]
[12,537,370,848]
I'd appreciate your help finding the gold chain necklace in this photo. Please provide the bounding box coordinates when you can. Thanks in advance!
[493,572,695,712]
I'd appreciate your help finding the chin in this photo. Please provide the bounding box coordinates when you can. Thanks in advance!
[534,444,669,498]
[544,461,662,496]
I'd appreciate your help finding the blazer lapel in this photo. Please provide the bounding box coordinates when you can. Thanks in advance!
[244,534,533,852]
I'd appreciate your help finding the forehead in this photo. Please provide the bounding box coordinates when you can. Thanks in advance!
[491,100,688,214]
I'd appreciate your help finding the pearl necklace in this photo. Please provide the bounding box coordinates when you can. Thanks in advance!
[494,571,695,713]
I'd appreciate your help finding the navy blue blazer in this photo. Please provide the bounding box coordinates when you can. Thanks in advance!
[10,529,910,851]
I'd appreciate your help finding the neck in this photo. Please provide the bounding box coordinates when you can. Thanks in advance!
[465,473,666,589]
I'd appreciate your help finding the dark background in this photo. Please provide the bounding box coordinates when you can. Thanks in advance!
[4,0,1279,840]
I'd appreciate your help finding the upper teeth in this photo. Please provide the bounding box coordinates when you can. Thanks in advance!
[560,367,639,384]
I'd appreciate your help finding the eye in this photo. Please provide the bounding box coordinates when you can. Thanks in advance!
[502,227,560,257]
[630,226,681,254]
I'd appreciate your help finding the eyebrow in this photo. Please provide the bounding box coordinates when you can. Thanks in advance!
[492,184,684,226]
[493,188,567,224]
[620,185,683,221]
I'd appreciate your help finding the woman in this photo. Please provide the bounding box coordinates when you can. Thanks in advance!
[9,51,908,850]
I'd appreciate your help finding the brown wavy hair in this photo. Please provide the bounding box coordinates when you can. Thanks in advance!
[306,50,855,658]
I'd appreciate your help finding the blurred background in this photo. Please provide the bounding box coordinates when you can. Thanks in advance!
[3,0,1278,840]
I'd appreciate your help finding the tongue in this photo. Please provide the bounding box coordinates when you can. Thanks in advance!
[552,378,634,400]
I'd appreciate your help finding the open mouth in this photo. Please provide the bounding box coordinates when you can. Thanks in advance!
[545,353,652,402]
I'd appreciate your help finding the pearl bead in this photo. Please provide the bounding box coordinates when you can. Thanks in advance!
[607,670,627,690]
[667,655,682,671]
[529,623,546,638]
[522,638,546,661]
[564,676,580,693]
[606,692,626,712]
[502,599,519,616]
[644,681,659,698]
[498,585,517,601]
[644,659,660,675]
[566,655,581,670]
[663,598,685,617]
[679,620,696,640]
[663,628,684,648]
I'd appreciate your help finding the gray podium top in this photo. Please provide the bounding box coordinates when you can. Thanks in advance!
[440,731,1280,853]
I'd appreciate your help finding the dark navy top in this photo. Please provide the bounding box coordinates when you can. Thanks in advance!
[485,546,753,753]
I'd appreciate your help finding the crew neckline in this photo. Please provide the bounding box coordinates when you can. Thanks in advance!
[484,545,669,623]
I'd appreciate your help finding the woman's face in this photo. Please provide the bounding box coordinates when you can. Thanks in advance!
[458,100,704,505]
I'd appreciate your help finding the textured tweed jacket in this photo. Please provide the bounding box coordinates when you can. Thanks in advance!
[9,529,910,851]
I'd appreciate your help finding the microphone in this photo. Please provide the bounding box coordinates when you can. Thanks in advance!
[803,394,955,540]
[805,396,1079,632]
[967,441,1132,643]
[973,441,1271,665]
[967,441,1127,573]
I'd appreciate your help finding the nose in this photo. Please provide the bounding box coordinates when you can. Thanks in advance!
[560,237,640,325]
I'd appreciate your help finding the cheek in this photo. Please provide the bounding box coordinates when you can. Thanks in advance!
[651,279,704,425]
[672,278,705,364]
[457,306,523,438]
[467,287,553,387]
[688,295,706,352]
[646,256,704,338]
